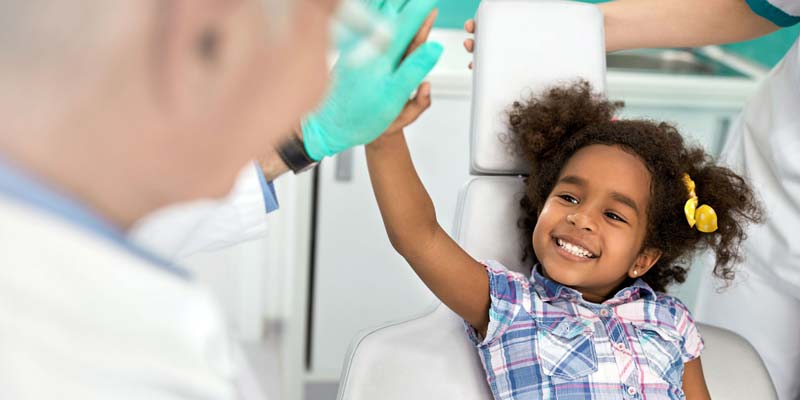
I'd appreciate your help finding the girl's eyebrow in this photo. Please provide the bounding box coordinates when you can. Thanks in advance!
[558,175,640,216]
[557,175,586,187]
[610,192,640,216]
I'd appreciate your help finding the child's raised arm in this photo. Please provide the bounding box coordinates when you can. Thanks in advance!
[365,90,490,334]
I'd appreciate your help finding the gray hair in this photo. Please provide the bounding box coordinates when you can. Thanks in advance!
[0,1,125,70]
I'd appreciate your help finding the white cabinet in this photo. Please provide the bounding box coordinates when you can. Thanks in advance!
[310,94,473,377]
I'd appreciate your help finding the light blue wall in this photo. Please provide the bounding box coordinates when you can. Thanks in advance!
[434,0,481,29]
[434,0,800,67]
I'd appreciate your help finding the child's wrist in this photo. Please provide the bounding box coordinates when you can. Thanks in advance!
[367,130,403,149]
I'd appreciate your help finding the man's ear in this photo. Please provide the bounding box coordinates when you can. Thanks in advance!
[154,0,244,111]
[629,247,662,279]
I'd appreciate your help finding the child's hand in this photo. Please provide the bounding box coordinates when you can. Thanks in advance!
[464,19,475,69]
[380,81,432,139]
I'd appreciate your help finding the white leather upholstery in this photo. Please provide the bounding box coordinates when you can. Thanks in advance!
[470,0,606,174]
[338,1,776,399]
[337,305,492,400]
[699,323,777,399]
[452,177,531,274]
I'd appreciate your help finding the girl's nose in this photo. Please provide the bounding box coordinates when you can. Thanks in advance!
[566,212,597,232]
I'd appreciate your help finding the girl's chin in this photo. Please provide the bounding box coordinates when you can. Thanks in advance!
[540,263,584,285]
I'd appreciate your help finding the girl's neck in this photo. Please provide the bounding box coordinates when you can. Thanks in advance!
[538,264,632,304]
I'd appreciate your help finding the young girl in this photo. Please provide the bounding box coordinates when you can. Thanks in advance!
[366,81,762,400]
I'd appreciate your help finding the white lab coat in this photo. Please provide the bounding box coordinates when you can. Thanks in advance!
[129,165,271,260]
[0,197,250,399]
[695,38,800,399]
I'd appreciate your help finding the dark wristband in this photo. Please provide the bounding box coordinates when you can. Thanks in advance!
[277,134,318,174]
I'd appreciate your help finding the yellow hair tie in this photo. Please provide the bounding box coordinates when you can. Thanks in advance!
[683,174,717,233]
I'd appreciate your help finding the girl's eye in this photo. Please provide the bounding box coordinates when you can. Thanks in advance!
[558,194,579,204]
[605,212,627,223]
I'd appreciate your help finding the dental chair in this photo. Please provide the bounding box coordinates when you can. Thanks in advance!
[337,1,777,399]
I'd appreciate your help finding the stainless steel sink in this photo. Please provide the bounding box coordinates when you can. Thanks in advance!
[606,48,756,77]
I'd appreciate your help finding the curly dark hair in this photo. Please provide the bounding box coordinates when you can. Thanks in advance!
[509,80,763,293]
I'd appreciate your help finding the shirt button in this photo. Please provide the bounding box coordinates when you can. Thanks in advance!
[627,386,637,396]
[599,308,610,317]
[615,342,626,351]
[623,290,632,298]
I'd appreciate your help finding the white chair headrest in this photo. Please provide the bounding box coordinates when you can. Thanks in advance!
[470,0,607,175]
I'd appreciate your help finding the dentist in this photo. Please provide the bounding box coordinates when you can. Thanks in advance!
[0,0,441,398]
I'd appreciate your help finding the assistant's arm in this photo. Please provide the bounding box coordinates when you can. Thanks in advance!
[600,0,781,52]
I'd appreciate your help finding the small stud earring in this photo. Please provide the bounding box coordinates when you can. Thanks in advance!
[633,270,638,276]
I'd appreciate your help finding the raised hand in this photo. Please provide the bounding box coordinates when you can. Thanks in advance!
[301,0,443,161]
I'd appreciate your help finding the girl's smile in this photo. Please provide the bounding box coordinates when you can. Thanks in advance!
[552,234,599,260]
[533,144,660,303]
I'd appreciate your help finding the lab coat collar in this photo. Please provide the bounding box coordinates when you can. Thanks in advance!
[0,154,189,279]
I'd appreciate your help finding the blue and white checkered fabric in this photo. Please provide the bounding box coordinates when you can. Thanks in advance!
[465,261,704,400]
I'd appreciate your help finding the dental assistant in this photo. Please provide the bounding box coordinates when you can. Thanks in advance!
[601,1,800,398]
[0,0,441,398]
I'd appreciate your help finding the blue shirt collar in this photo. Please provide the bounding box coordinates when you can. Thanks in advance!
[531,264,656,305]
[0,156,189,279]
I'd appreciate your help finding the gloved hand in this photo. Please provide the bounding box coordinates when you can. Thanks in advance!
[302,0,443,161]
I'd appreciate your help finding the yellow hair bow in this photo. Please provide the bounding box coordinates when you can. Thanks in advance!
[683,174,717,233]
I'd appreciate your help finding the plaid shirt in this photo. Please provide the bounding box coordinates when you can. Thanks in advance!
[465,261,704,400]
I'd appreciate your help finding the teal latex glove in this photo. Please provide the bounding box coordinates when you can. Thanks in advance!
[302,0,444,161]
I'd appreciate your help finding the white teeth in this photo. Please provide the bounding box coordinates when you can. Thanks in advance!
[557,238,594,258]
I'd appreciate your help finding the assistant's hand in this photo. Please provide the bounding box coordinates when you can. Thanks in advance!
[464,19,475,69]
[302,0,444,161]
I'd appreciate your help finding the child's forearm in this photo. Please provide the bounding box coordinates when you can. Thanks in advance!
[366,132,439,257]
[365,131,491,332]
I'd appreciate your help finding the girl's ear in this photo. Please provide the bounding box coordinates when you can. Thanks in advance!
[629,247,662,279]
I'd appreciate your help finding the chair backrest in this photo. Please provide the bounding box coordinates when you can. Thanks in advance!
[338,0,776,399]
[469,0,606,175]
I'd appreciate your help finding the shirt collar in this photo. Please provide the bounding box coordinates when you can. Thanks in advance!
[0,155,189,279]
[531,265,580,302]
[531,264,657,306]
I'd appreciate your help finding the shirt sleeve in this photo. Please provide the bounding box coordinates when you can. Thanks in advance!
[253,162,280,213]
[745,0,800,26]
[668,296,705,362]
[128,163,272,260]
[464,260,531,347]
